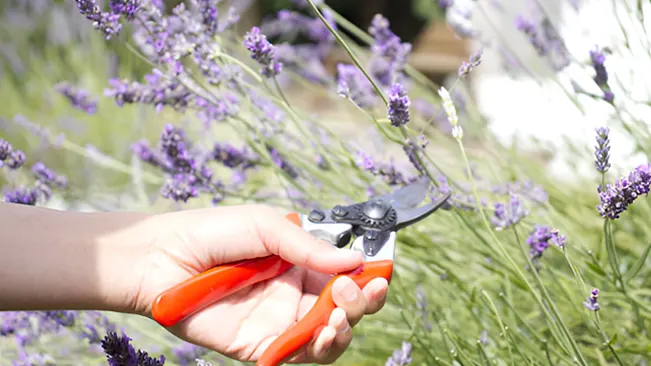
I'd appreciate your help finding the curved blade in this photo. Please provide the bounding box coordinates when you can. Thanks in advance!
[374,176,431,209]
[394,191,451,231]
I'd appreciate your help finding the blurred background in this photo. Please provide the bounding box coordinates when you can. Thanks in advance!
[3,0,635,190]
[3,1,651,365]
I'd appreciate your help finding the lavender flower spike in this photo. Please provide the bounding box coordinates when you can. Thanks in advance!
[491,193,528,230]
[597,163,651,219]
[74,0,123,40]
[438,86,462,140]
[388,83,410,127]
[590,46,614,104]
[582,288,600,311]
[243,26,283,78]
[458,48,483,77]
[0,138,26,170]
[594,126,610,173]
[386,341,413,366]
[55,82,98,114]
[525,225,566,259]
[101,330,165,366]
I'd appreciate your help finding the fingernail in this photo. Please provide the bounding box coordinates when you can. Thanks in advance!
[341,281,358,302]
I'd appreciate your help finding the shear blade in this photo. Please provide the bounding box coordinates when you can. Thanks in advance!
[375,176,431,210]
[394,191,451,231]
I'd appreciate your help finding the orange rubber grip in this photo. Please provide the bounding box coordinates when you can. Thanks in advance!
[151,212,302,327]
[256,259,394,366]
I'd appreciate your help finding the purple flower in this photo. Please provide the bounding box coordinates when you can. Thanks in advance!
[172,342,210,366]
[403,140,424,174]
[161,173,200,202]
[388,83,410,127]
[515,16,547,55]
[514,12,570,71]
[582,288,600,311]
[445,0,479,39]
[74,0,123,39]
[438,0,453,10]
[212,143,259,170]
[0,138,25,170]
[490,193,528,229]
[196,0,219,35]
[243,26,283,78]
[526,225,566,259]
[0,139,12,161]
[356,150,375,172]
[101,330,166,366]
[105,69,193,113]
[32,162,68,189]
[269,147,299,179]
[590,46,614,104]
[594,126,610,172]
[368,14,411,86]
[386,341,413,365]
[355,150,412,186]
[80,311,117,344]
[54,82,98,114]
[0,312,31,336]
[598,163,651,219]
[133,124,225,203]
[1,137,67,206]
[336,63,376,108]
[109,0,141,20]
[458,48,483,77]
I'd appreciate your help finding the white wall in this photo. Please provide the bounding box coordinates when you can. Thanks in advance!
[468,0,651,181]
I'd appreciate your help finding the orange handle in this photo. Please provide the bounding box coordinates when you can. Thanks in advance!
[256,259,395,366]
[151,212,302,327]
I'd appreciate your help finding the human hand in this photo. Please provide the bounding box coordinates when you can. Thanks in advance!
[128,204,390,364]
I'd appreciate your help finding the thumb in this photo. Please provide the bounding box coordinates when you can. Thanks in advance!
[255,207,363,274]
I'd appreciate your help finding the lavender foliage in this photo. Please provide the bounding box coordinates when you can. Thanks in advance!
[5,0,651,364]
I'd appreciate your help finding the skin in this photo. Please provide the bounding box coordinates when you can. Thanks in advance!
[0,202,389,364]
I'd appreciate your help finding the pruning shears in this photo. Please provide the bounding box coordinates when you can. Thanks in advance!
[150,177,450,366]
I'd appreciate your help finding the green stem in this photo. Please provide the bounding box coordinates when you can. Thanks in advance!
[594,312,624,366]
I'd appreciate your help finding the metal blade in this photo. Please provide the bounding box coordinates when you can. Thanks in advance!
[394,191,451,231]
[373,176,431,210]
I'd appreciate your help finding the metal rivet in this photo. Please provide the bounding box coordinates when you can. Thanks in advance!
[332,205,347,216]
[308,209,326,222]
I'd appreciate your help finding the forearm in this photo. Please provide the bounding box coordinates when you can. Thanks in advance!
[0,202,153,314]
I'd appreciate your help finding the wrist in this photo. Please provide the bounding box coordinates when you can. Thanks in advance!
[0,203,155,314]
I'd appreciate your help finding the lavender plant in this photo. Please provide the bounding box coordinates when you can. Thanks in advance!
[2,0,651,365]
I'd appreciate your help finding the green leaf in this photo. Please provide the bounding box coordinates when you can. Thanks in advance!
[585,260,609,278]
[607,333,618,347]
[624,244,651,283]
